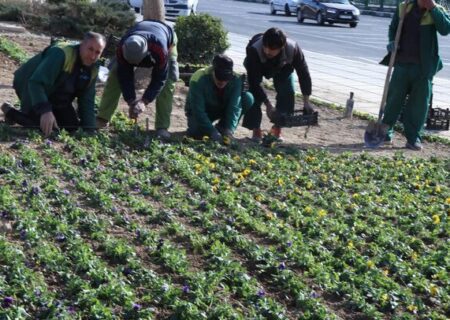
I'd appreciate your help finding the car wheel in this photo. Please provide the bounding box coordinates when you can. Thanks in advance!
[328,21,334,25]
[284,4,291,16]
[316,12,324,25]
[297,9,304,23]
[349,22,357,28]
[270,3,276,15]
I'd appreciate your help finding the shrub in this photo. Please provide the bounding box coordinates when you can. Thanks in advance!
[175,13,230,66]
[0,0,135,40]
[0,0,31,22]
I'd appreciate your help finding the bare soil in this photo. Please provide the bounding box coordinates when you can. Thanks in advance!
[1,30,450,159]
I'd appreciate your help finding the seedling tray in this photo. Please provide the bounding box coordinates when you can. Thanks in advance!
[426,107,450,130]
[271,110,319,128]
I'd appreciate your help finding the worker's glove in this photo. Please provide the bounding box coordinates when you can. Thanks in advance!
[386,41,396,53]
[303,101,315,115]
[210,129,222,142]
[128,100,146,120]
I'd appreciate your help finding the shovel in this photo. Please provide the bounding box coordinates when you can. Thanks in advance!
[364,1,409,148]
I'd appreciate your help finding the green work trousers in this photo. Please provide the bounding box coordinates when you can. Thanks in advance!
[242,72,295,130]
[97,61,174,130]
[187,91,254,137]
[382,63,432,144]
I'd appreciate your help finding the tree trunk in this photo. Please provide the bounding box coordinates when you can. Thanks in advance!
[143,0,165,21]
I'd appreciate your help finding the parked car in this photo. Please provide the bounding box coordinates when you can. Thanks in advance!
[296,0,360,27]
[269,0,300,16]
[128,0,198,18]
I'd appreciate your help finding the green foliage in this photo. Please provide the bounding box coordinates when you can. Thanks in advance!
[175,13,230,65]
[0,0,135,40]
[0,36,28,64]
[0,0,30,22]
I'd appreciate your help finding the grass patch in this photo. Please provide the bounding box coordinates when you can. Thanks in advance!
[0,35,28,64]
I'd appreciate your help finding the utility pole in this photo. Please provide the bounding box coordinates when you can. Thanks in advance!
[143,0,165,21]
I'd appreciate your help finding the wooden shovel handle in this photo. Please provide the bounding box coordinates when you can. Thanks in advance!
[378,0,410,121]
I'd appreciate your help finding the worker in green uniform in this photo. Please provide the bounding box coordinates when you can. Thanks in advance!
[381,0,450,150]
[185,54,254,141]
[2,32,106,136]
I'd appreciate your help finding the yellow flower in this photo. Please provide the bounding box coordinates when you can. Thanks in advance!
[242,168,251,177]
[445,197,450,205]
[354,176,360,182]
[435,185,441,193]
[255,194,263,202]
[318,209,327,217]
[407,305,417,313]
[430,284,439,296]
[305,155,315,162]
[212,177,220,185]
[352,193,360,199]
[267,163,273,169]
[432,214,440,224]
[234,179,241,186]
[347,241,354,249]
[411,251,418,261]
[233,155,240,161]
[306,181,313,189]
[382,269,389,276]
[277,178,284,186]
[275,154,283,160]
[381,293,389,303]
[294,187,301,194]
[248,159,257,165]
[304,206,313,214]
[367,260,375,269]
[209,163,216,170]
[202,135,210,141]
[266,212,275,220]
[211,185,218,192]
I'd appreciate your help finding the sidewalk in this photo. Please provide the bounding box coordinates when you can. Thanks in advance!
[225,32,450,141]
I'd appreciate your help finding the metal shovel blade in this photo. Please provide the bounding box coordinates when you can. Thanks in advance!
[364,121,389,148]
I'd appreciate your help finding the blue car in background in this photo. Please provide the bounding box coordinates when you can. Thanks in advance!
[296,0,360,27]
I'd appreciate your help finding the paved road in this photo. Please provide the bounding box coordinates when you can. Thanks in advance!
[196,0,450,139]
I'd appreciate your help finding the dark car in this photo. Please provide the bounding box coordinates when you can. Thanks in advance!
[297,0,360,28]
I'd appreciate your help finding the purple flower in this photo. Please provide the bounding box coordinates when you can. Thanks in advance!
[1,211,9,219]
[55,233,66,242]
[278,262,286,271]
[45,139,52,146]
[31,186,41,195]
[123,267,133,276]
[310,291,319,299]
[161,283,169,292]
[132,303,141,311]
[19,230,27,240]
[286,241,293,248]
[22,180,28,188]
[112,178,119,183]
[34,289,42,297]
[62,189,70,196]
[80,158,87,166]
[2,296,14,308]
[257,289,265,297]
[182,284,190,293]
[67,306,76,314]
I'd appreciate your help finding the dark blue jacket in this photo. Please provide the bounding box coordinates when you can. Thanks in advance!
[117,20,174,104]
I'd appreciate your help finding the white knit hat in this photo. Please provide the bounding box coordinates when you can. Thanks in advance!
[122,35,148,65]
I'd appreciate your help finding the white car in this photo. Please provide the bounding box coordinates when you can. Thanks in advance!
[269,0,300,16]
[128,0,198,18]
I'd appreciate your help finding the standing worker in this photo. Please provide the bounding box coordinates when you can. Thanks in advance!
[2,32,106,136]
[242,27,314,142]
[381,0,450,150]
[185,54,254,141]
[96,20,178,139]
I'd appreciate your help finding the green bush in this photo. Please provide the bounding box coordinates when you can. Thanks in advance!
[175,13,230,66]
[0,0,31,22]
[0,0,135,40]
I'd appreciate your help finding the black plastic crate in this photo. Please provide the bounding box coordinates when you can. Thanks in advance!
[426,107,450,130]
[271,109,319,128]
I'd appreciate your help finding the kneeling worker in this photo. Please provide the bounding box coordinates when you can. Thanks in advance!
[185,54,254,141]
[2,32,106,136]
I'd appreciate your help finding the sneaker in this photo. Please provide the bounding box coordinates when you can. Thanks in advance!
[251,128,263,143]
[270,127,284,142]
[156,128,171,140]
[405,141,423,151]
[1,103,15,125]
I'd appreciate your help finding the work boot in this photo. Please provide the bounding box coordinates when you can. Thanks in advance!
[156,128,171,140]
[251,128,263,143]
[270,126,284,142]
[96,117,108,129]
[405,141,423,151]
[1,103,15,125]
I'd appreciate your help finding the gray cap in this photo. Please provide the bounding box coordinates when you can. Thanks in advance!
[122,35,148,65]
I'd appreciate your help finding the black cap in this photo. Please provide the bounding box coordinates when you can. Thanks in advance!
[213,54,233,81]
